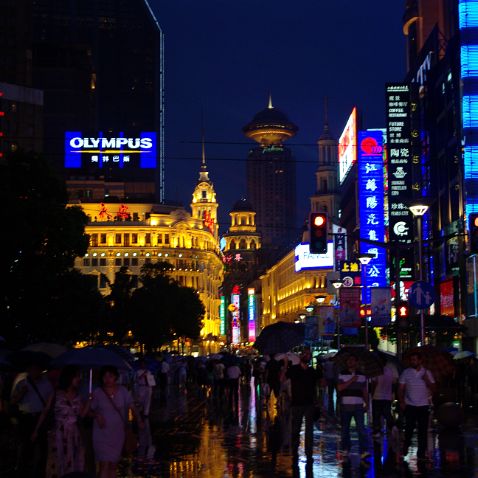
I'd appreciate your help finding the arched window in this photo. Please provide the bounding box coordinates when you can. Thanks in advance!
[230,239,236,250]
[250,240,256,250]
[239,239,247,249]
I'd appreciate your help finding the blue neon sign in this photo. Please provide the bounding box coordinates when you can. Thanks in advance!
[358,130,387,304]
[64,131,157,169]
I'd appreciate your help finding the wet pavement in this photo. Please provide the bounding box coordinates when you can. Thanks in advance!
[122,380,478,477]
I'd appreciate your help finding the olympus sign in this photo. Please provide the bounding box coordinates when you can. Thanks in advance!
[69,137,153,150]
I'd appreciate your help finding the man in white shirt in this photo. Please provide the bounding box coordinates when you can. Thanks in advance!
[226,363,241,404]
[372,359,398,437]
[134,359,156,417]
[399,353,435,461]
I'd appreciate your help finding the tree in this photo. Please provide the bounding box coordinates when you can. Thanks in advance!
[130,263,204,351]
[0,152,95,345]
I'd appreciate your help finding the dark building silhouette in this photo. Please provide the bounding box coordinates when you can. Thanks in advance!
[4,0,165,202]
[243,97,298,260]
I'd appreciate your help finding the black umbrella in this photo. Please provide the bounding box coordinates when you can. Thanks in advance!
[253,321,305,355]
[332,347,384,378]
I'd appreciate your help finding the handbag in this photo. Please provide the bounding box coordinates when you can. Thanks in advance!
[102,388,138,456]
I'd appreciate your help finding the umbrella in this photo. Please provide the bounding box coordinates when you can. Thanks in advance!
[22,342,67,358]
[332,347,384,377]
[275,352,300,365]
[52,347,132,370]
[453,350,475,360]
[8,350,51,370]
[253,321,305,355]
[403,346,455,382]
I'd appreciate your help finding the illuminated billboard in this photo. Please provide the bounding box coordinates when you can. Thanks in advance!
[220,296,226,336]
[338,107,357,184]
[358,130,387,304]
[231,286,241,345]
[247,288,256,342]
[64,132,157,169]
[295,242,334,272]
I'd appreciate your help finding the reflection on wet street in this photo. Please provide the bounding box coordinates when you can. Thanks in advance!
[121,379,478,477]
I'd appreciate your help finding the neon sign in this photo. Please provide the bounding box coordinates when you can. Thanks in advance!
[64,131,157,169]
[247,288,256,342]
[358,130,387,304]
[294,242,334,272]
[338,107,357,184]
[220,296,226,335]
[231,287,241,345]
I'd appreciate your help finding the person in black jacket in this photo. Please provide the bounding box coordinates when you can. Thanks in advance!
[287,349,321,463]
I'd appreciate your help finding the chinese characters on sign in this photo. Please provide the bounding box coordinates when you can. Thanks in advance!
[339,287,361,328]
[358,130,387,304]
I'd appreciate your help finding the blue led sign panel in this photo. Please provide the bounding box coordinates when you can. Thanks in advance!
[459,0,478,29]
[358,130,387,304]
[461,45,478,78]
[64,131,157,169]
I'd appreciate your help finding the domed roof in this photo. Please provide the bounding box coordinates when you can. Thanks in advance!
[231,198,255,212]
[243,97,298,145]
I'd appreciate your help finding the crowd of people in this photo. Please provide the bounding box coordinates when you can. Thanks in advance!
[0,346,472,477]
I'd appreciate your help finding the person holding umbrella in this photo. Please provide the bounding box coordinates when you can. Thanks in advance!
[337,354,370,461]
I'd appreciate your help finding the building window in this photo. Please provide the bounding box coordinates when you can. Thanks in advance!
[92,258,98,267]
[115,234,121,244]
[99,258,106,266]
[230,240,236,250]
[145,233,151,245]
[83,258,90,266]
[132,233,138,244]
[123,258,130,267]
[250,240,256,250]
[133,212,139,221]
[165,234,170,245]
[115,258,121,266]
[131,258,138,266]
[144,257,151,264]
[157,234,162,244]
[239,239,247,249]
[202,190,207,199]
[100,233,107,244]
[90,234,98,247]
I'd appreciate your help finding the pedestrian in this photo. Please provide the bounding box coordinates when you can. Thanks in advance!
[90,365,144,478]
[337,354,370,460]
[213,360,225,396]
[133,358,155,417]
[10,362,54,478]
[323,358,337,416]
[226,362,241,403]
[158,357,170,403]
[33,365,90,477]
[398,352,435,462]
[287,348,320,464]
[266,355,282,400]
[371,357,398,437]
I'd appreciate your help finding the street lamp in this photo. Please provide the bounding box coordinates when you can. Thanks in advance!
[315,295,326,304]
[409,203,429,346]
[358,252,376,350]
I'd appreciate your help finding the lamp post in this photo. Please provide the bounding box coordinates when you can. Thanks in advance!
[358,253,375,350]
[331,280,343,348]
[409,203,429,346]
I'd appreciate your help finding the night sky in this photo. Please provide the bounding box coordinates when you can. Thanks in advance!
[152,0,406,233]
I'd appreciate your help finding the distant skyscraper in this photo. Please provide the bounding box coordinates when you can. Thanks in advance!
[243,97,298,257]
[29,0,165,202]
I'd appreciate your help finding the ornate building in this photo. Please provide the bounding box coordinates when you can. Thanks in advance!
[70,159,223,340]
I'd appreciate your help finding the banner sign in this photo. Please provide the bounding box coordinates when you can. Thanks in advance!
[319,306,336,336]
[304,316,319,345]
[358,130,388,303]
[339,260,362,287]
[339,287,361,327]
[371,287,391,326]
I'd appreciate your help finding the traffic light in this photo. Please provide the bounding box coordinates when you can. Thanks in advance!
[470,213,478,254]
[398,303,409,319]
[309,212,328,254]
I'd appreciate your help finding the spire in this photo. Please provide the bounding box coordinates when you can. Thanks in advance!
[198,125,210,182]
[268,92,273,109]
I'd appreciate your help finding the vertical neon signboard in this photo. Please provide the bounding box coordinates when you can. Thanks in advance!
[460,0,478,216]
[219,296,226,335]
[231,285,241,345]
[358,130,387,304]
[247,288,256,342]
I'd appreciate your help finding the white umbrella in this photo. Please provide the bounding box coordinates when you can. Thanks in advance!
[275,352,300,365]
[453,350,475,360]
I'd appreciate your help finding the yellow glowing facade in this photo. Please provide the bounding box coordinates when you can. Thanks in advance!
[260,249,333,328]
[70,160,223,340]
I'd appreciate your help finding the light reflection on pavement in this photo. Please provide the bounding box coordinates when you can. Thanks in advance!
[124,380,478,477]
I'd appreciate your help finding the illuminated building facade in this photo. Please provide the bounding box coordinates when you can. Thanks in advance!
[243,98,298,260]
[71,161,223,340]
[222,199,262,342]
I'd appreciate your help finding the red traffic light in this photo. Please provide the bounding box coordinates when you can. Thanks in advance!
[314,215,326,227]
[399,305,409,317]
[309,213,328,254]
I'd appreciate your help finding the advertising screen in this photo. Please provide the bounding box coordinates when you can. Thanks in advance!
[338,107,357,184]
[247,288,256,342]
[64,132,157,169]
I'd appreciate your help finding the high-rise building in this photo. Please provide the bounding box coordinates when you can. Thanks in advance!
[29,0,165,202]
[243,98,298,259]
